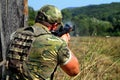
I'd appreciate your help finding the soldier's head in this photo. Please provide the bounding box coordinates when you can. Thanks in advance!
[35,5,62,31]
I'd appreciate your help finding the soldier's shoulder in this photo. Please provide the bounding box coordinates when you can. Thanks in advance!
[48,35,67,46]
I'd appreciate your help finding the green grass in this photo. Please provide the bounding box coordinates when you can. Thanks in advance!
[54,37,120,80]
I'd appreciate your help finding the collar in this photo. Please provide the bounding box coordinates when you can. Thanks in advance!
[34,23,50,33]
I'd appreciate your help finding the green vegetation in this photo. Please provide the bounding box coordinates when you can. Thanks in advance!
[54,37,120,80]
[62,2,120,36]
[28,2,120,36]
[28,6,36,26]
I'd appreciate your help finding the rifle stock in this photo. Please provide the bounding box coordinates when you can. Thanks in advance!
[51,24,74,37]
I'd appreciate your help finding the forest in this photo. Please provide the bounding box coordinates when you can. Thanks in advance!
[28,2,120,36]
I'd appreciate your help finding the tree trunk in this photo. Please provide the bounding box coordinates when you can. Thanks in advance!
[0,1,3,79]
[0,0,28,79]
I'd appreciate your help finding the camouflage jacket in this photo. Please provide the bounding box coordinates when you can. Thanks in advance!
[5,23,71,80]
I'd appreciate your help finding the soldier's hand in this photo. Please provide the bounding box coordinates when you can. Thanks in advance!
[61,33,71,45]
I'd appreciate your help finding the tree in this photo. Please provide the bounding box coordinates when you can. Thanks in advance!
[62,9,72,22]
[28,6,36,26]
[0,0,27,78]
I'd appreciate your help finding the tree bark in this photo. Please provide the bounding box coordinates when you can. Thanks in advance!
[0,0,27,78]
[24,0,28,27]
[0,1,3,78]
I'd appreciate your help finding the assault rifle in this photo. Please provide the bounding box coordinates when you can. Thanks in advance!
[51,24,74,37]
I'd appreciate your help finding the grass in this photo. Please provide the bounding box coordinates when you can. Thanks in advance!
[54,37,120,80]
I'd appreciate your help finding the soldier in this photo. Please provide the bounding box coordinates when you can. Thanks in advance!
[4,5,80,80]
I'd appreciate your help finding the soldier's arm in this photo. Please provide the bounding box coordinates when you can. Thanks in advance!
[60,50,80,76]
[60,33,70,45]
[58,43,80,76]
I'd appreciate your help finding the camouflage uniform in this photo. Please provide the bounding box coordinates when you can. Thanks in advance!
[4,23,71,80]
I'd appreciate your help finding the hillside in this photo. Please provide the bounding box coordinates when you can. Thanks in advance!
[61,2,120,36]
[28,2,120,36]
[62,2,120,19]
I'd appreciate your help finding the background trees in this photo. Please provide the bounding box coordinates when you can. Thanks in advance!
[61,2,120,36]
[27,2,120,36]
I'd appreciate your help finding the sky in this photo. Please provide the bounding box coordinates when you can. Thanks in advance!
[28,0,120,10]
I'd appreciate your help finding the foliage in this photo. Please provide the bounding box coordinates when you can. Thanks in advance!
[28,20,35,26]
[28,6,36,26]
[28,2,120,36]
[28,6,36,20]
[62,2,120,36]
[72,17,112,36]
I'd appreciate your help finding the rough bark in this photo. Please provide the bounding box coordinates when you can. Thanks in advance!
[0,0,27,78]
[0,1,3,78]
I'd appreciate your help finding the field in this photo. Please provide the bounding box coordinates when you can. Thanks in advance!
[54,37,120,80]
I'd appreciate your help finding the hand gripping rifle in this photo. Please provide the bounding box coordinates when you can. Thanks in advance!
[51,24,74,37]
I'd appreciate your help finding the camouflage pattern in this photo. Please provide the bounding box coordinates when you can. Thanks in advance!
[38,5,62,24]
[4,26,35,80]
[4,23,70,80]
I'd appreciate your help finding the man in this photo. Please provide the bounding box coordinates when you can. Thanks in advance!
[4,5,80,80]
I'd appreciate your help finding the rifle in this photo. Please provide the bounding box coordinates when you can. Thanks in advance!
[51,24,74,37]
